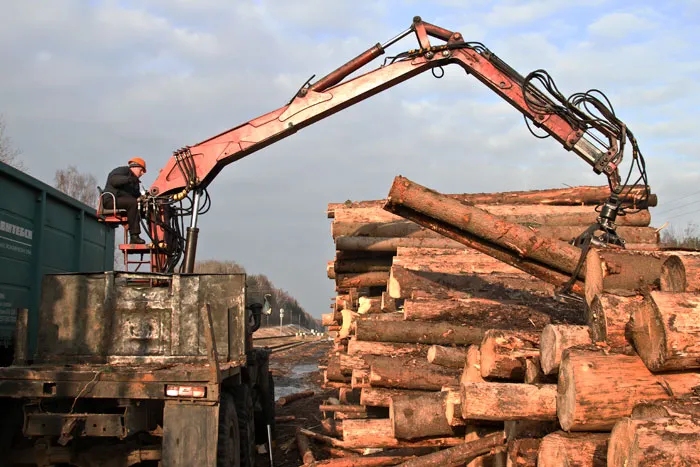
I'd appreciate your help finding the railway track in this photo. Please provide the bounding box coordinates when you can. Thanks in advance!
[253,334,324,354]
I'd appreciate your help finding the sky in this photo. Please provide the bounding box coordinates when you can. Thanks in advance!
[1,0,699,318]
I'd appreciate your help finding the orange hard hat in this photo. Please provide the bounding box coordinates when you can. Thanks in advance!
[128,157,147,173]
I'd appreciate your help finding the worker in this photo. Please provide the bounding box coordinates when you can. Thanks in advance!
[103,157,147,244]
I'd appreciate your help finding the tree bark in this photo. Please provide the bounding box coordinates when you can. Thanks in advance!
[296,427,316,464]
[503,420,558,441]
[339,388,361,405]
[278,390,315,406]
[339,419,465,449]
[660,252,700,292]
[328,186,655,217]
[479,330,541,380]
[460,382,557,421]
[327,356,350,383]
[360,387,431,408]
[586,292,641,349]
[381,291,397,312]
[337,271,390,290]
[336,235,466,252]
[427,345,467,368]
[323,312,340,326]
[396,431,506,467]
[536,431,609,467]
[351,369,370,389]
[369,356,460,391]
[390,391,456,439]
[356,318,485,346]
[339,353,377,375]
[556,348,700,431]
[334,257,393,274]
[523,357,555,384]
[539,324,592,375]
[402,298,553,330]
[607,417,700,467]
[630,291,700,371]
[506,438,540,467]
[631,397,700,419]
[583,249,671,307]
[394,247,524,275]
[347,338,429,358]
[383,177,585,294]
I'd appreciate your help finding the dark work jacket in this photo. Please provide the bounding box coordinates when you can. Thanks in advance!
[104,166,140,198]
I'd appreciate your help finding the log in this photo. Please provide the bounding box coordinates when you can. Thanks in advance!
[322,312,340,327]
[339,419,465,449]
[334,257,393,274]
[336,271,390,290]
[660,252,700,292]
[278,390,315,406]
[275,415,296,422]
[503,420,557,440]
[556,348,700,431]
[351,369,370,389]
[442,384,465,427]
[608,417,700,467]
[296,427,316,464]
[321,418,343,438]
[583,249,671,307]
[337,204,651,227]
[327,261,336,279]
[384,177,585,294]
[402,298,552,330]
[327,186,655,216]
[427,345,467,368]
[467,447,507,467]
[506,438,540,467]
[339,388,361,405]
[394,247,523,275]
[586,292,641,349]
[336,235,466,252]
[369,356,460,391]
[320,404,368,414]
[536,431,609,467]
[347,338,428,358]
[339,309,358,339]
[357,296,382,314]
[631,398,700,419]
[390,391,455,439]
[381,291,397,312]
[460,382,557,421]
[360,387,430,408]
[630,291,700,371]
[539,324,592,375]
[327,356,348,382]
[395,430,506,467]
[356,318,485,346]
[480,330,540,380]
[523,357,555,384]
[308,456,418,467]
[461,345,485,384]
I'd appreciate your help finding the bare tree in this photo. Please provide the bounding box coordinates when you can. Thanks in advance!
[195,259,247,274]
[54,165,99,206]
[0,115,24,170]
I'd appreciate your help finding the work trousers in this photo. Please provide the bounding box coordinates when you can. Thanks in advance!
[104,195,141,235]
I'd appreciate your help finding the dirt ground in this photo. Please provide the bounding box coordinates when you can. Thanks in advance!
[254,339,334,467]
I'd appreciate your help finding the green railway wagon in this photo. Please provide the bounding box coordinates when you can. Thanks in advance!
[0,161,114,362]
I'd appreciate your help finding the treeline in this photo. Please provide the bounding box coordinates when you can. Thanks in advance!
[195,259,321,330]
[660,222,700,249]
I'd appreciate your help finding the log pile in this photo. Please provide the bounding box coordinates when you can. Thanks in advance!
[307,182,699,466]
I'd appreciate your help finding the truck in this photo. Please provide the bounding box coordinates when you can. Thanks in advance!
[0,16,650,466]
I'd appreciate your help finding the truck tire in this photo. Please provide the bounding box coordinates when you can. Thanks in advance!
[218,392,241,467]
[232,385,255,467]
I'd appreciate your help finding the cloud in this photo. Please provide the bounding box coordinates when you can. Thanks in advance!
[0,1,698,318]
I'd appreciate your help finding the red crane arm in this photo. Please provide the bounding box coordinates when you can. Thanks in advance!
[149,17,617,198]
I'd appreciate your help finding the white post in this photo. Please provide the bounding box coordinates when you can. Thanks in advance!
[279,308,285,336]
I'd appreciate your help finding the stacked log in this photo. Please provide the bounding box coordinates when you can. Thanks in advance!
[312,183,700,466]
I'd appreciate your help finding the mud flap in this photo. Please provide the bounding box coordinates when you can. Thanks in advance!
[162,401,219,467]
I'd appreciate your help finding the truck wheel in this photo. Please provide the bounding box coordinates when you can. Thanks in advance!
[232,385,255,467]
[217,392,241,467]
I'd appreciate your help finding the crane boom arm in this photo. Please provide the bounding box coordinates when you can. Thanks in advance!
[149,17,621,199]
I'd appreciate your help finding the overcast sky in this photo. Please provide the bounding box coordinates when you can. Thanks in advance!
[1,1,699,318]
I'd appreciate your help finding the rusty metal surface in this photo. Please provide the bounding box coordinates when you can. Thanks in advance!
[34,272,246,365]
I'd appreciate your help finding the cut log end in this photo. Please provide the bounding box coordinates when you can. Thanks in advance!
[660,255,686,292]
